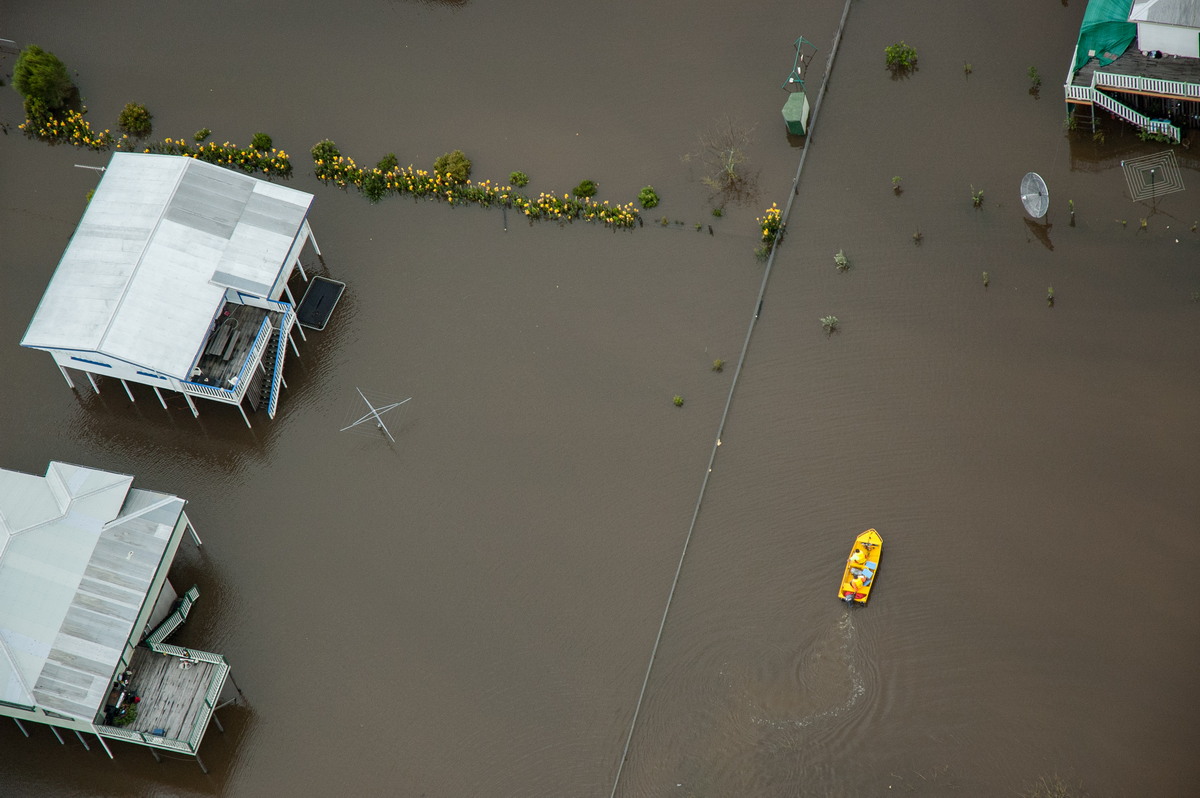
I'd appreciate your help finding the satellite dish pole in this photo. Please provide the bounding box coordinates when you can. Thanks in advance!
[1020,172,1050,219]
[340,388,410,443]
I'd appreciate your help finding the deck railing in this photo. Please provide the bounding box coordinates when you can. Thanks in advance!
[188,660,231,750]
[1095,70,1200,99]
[266,307,296,419]
[1062,45,1188,142]
[182,316,273,402]
[95,723,196,753]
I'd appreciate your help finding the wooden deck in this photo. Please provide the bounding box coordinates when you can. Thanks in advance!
[124,646,216,740]
[191,302,274,388]
[1074,48,1200,91]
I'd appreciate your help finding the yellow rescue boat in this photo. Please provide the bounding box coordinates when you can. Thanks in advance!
[838,528,882,604]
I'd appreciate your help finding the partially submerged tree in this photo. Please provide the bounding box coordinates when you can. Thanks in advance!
[13,45,75,115]
[685,116,757,204]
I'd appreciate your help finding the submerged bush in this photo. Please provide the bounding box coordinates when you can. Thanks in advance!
[433,149,471,183]
[573,179,597,198]
[884,41,918,71]
[509,170,530,187]
[13,45,74,113]
[377,152,399,172]
[251,132,273,151]
[118,103,152,137]
[194,127,212,142]
[638,185,660,208]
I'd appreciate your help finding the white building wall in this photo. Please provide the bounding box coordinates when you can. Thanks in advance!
[50,349,178,389]
[1138,22,1200,58]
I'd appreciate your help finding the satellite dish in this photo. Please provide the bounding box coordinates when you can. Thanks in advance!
[1021,172,1049,219]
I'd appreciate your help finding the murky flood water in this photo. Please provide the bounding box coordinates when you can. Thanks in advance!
[1,1,1197,796]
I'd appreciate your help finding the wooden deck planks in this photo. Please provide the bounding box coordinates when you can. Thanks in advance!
[127,647,214,739]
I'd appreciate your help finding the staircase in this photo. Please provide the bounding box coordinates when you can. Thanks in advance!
[1090,89,1180,141]
[259,308,296,419]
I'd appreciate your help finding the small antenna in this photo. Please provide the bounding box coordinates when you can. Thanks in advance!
[1020,172,1049,219]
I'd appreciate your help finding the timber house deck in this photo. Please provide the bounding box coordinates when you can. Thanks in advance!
[191,301,275,390]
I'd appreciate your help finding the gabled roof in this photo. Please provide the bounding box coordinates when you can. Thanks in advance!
[21,152,313,379]
[0,462,185,721]
[1130,0,1200,28]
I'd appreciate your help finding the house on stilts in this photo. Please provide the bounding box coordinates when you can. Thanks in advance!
[0,461,233,772]
[1064,0,1200,142]
[21,151,321,428]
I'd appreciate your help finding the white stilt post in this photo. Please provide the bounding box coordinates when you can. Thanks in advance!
[149,748,162,763]
[187,522,203,547]
[212,713,225,733]
[280,374,287,389]
[284,284,297,305]
[96,733,114,759]
[120,379,136,402]
[183,392,199,418]
[14,718,29,737]
[86,371,101,394]
[58,364,76,390]
[196,753,209,774]
[238,403,252,429]
[50,725,65,745]
[304,219,321,257]
[293,254,308,282]
[74,730,91,750]
[292,317,306,341]
[288,331,300,356]
[153,386,168,409]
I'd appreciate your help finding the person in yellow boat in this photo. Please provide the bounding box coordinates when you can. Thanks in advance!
[851,575,864,590]
[850,549,865,566]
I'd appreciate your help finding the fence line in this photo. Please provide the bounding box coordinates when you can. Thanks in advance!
[606,1,855,795]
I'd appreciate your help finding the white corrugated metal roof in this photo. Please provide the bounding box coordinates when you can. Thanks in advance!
[1130,0,1200,28]
[21,152,314,379]
[0,462,184,721]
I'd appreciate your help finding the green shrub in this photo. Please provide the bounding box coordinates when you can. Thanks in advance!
[1028,66,1042,89]
[834,249,849,271]
[884,42,918,71]
[111,704,138,727]
[13,45,74,112]
[377,152,399,172]
[711,207,723,217]
[117,103,152,137]
[433,149,471,183]
[673,395,685,407]
[361,170,387,203]
[251,132,273,151]
[573,179,597,198]
[311,139,341,164]
[194,127,212,142]
[509,170,529,187]
[638,185,659,208]
[712,359,724,372]
[821,315,839,333]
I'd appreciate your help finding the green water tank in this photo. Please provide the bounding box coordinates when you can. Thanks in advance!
[782,92,810,136]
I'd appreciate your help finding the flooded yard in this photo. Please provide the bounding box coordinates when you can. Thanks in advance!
[1,1,1197,796]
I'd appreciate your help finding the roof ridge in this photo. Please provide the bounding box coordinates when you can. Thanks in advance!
[105,494,182,530]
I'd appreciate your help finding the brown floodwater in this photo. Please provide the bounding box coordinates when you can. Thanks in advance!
[1,1,1197,796]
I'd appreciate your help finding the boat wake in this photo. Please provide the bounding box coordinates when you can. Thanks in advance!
[748,611,865,731]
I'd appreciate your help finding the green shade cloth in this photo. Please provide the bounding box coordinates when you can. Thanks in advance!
[1072,0,1137,73]
[782,91,810,135]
